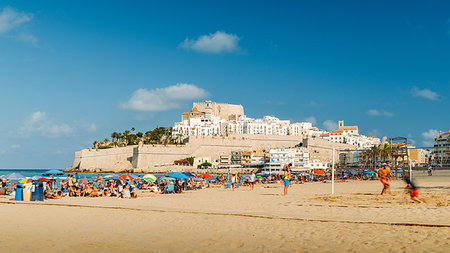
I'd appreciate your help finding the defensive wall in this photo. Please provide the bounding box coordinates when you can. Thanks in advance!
[67,134,355,173]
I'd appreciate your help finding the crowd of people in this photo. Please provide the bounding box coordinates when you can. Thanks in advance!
[0,163,426,203]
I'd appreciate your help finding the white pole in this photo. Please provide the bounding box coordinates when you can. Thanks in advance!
[409,161,412,179]
[332,147,335,195]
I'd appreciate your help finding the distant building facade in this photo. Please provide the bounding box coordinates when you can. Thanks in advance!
[433,130,450,167]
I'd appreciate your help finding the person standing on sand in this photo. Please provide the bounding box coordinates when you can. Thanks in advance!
[378,162,393,195]
[283,163,292,196]
[249,171,256,190]
[231,174,236,191]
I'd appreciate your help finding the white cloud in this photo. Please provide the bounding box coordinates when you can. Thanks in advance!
[0,7,36,45]
[83,123,98,132]
[421,129,439,146]
[407,134,417,146]
[121,83,209,112]
[0,7,33,34]
[322,120,338,131]
[367,109,394,117]
[303,116,317,125]
[19,111,73,138]
[411,87,440,101]
[10,144,20,149]
[12,32,37,45]
[179,31,240,54]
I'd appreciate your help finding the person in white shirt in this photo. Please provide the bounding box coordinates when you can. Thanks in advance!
[231,174,236,191]
[249,172,256,190]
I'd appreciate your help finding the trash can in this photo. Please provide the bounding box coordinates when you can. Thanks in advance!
[15,184,24,201]
[23,183,32,201]
[31,182,44,201]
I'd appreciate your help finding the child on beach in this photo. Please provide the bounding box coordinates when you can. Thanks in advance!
[404,175,423,203]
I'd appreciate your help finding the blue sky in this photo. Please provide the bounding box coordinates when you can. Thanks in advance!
[0,1,449,168]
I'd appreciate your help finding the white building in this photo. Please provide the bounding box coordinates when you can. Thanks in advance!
[268,148,310,169]
[433,130,450,166]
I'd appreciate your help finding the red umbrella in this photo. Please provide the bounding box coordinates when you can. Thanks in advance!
[119,175,135,180]
[83,176,88,184]
[37,178,52,182]
[313,170,325,175]
[197,173,214,179]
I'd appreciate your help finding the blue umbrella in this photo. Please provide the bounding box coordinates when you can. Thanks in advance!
[0,173,25,180]
[157,176,176,182]
[165,172,189,180]
[182,172,196,177]
[42,169,64,176]
[104,174,119,179]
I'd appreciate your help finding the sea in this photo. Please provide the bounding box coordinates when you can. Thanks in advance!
[0,168,147,182]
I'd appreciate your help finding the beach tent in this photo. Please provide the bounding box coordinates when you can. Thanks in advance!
[143,174,157,182]
[0,173,25,180]
[42,169,64,176]
[182,172,196,178]
[197,173,214,179]
[119,175,135,180]
[165,172,189,180]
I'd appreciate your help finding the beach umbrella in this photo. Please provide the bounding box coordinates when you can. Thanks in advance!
[119,175,135,180]
[313,170,325,175]
[165,172,189,180]
[19,178,33,183]
[104,174,119,179]
[197,173,214,179]
[182,172,196,177]
[0,173,25,180]
[157,176,176,183]
[83,176,88,185]
[30,176,42,180]
[143,174,157,182]
[42,169,64,176]
[37,178,52,182]
[197,173,213,179]
[350,170,357,175]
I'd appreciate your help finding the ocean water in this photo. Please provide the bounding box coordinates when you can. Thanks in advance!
[0,169,147,182]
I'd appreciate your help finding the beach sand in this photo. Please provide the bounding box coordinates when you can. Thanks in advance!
[1,170,449,252]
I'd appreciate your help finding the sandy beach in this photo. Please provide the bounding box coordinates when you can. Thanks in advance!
[1,170,449,253]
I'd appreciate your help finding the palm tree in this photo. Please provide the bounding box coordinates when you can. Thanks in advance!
[131,127,135,132]
[93,141,98,149]
[123,130,130,145]
[111,132,118,142]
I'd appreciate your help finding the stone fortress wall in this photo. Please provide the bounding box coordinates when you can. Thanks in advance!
[69,134,354,173]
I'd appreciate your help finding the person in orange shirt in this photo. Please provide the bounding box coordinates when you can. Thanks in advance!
[378,161,393,195]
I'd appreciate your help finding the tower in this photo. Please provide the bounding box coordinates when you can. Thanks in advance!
[339,120,344,128]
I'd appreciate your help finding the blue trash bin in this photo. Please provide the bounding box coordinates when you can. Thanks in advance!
[15,183,24,201]
[31,182,44,201]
